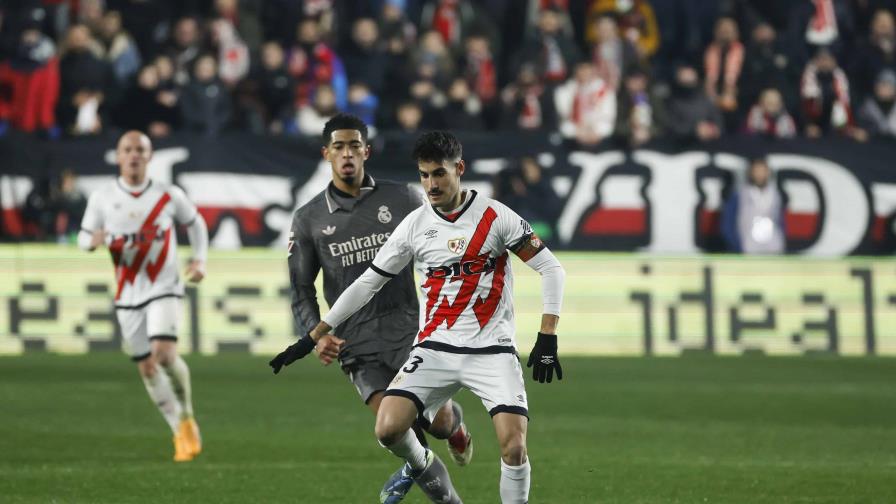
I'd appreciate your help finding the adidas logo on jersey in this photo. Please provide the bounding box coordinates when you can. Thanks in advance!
[322,225,336,235]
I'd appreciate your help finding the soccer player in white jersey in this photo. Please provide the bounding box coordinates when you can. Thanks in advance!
[272,131,566,503]
[78,131,209,462]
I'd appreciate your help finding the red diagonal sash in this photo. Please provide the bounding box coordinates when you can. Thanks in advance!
[114,193,171,300]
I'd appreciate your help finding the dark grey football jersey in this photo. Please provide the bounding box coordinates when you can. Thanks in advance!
[287,175,423,359]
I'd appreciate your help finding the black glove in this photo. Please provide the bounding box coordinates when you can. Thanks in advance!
[526,332,563,383]
[269,334,316,374]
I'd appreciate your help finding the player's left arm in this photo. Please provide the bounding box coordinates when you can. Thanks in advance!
[506,216,566,383]
[170,186,209,283]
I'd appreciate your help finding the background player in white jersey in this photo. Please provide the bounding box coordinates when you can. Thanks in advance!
[78,131,209,462]
[271,131,566,503]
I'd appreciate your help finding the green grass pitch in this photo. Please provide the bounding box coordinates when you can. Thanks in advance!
[1,353,895,503]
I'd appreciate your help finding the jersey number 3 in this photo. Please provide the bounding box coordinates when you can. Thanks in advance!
[403,356,423,373]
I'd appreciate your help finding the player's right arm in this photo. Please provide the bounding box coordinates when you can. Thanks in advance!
[269,213,416,374]
[77,192,106,252]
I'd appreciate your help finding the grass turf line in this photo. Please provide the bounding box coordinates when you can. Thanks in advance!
[1,354,895,503]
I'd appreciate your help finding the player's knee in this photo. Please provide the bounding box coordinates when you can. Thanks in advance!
[137,358,156,378]
[152,350,173,367]
[374,415,404,446]
[151,345,176,366]
[501,438,527,466]
[426,404,455,439]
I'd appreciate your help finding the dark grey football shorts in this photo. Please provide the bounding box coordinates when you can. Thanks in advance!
[341,347,413,404]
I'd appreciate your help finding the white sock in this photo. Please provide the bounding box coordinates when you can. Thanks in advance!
[141,365,182,434]
[383,429,428,471]
[161,356,194,418]
[500,458,531,504]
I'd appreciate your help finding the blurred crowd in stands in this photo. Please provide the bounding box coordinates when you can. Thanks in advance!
[2,0,896,147]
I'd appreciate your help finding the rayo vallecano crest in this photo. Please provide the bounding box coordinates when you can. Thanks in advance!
[447,237,467,254]
[378,205,392,223]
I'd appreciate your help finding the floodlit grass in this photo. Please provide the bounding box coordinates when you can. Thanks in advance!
[2,353,895,503]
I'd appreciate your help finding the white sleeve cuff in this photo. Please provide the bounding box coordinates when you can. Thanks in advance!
[77,229,95,251]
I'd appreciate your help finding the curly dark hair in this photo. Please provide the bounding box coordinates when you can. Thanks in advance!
[322,113,368,145]
[412,131,463,165]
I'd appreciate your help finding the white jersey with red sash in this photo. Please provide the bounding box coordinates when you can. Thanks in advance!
[371,190,533,351]
[81,179,199,308]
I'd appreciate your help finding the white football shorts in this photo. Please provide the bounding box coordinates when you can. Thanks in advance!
[384,346,529,426]
[115,296,181,360]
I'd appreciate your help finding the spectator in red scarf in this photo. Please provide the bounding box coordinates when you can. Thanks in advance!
[0,24,59,136]
[801,46,865,140]
[554,61,617,146]
[744,88,797,139]
[500,63,557,132]
[704,16,744,130]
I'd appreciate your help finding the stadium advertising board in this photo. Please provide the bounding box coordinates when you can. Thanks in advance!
[1,246,894,356]
[2,133,896,255]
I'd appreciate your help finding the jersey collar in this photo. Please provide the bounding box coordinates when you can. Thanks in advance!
[116,177,152,198]
[325,174,376,213]
[430,189,477,223]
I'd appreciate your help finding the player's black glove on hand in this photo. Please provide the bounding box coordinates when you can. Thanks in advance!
[269,334,316,374]
[527,332,563,383]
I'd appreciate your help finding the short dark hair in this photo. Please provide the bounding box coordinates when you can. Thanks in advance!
[322,113,368,144]
[412,131,462,165]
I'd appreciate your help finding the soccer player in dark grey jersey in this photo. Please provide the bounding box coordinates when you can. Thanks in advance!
[271,114,472,503]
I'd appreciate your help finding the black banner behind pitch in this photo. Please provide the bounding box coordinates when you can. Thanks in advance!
[3,131,896,255]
